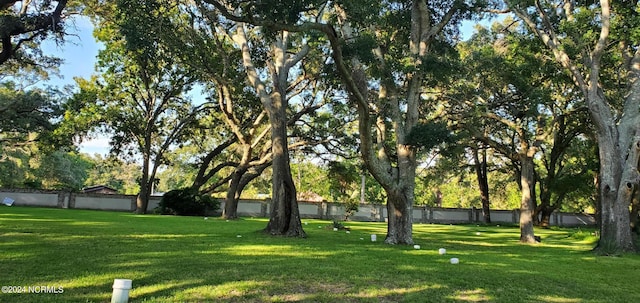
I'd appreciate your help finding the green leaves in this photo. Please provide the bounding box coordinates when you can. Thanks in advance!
[405,122,453,151]
[342,32,377,64]
[0,82,60,138]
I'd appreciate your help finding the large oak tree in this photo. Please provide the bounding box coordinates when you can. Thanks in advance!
[88,0,213,213]
[202,0,485,244]
[449,19,592,242]
[505,0,639,253]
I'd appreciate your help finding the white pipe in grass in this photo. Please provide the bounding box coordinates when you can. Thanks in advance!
[111,279,132,303]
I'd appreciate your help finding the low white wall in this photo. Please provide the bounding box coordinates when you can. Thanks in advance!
[148,198,162,211]
[433,208,469,222]
[74,195,133,211]
[0,188,597,227]
[412,207,424,221]
[491,210,516,223]
[238,201,264,217]
[298,203,319,218]
[2,191,60,208]
[560,213,596,226]
[353,204,382,221]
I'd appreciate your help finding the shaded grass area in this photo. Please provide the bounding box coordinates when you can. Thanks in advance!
[0,207,638,302]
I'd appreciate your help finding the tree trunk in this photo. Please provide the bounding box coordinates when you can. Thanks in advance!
[473,146,491,223]
[223,166,247,219]
[231,27,306,237]
[589,94,637,253]
[537,205,555,229]
[136,180,151,214]
[135,190,148,214]
[135,152,151,214]
[597,183,636,253]
[360,173,366,204]
[536,183,552,227]
[385,188,414,245]
[631,188,640,235]
[262,90,305,237]
[519,154,537,243]
[596,162,637,253]
[508,0,638,253]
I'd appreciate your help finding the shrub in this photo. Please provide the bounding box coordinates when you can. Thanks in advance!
[158,188,220,216]
[344,200,359,221]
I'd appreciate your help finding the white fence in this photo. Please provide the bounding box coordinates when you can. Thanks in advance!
[0,188,596,227]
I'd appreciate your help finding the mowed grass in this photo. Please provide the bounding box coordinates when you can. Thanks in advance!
[1,207,639,303]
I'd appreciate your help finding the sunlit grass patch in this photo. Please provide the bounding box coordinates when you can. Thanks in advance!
[450,288,491,302]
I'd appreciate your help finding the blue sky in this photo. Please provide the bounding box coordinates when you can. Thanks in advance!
[40,16,108,155]
[43,16,102,87]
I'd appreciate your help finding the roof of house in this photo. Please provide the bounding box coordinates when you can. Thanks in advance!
[82,185,118,193]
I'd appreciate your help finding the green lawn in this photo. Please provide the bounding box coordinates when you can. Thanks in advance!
[1,207,638,303]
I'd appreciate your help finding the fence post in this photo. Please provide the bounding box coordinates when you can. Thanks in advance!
[57,191,69,208]
[130,197,136,212]
[262,199,270,217]
[324,201,330,219]
[69,192,76,209]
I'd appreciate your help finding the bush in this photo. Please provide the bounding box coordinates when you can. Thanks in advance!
[344,200,359,221]
[158,188,220,216]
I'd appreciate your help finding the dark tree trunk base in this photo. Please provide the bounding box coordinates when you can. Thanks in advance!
[384,191,414,245]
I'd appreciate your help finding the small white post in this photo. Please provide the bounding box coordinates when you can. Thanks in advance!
[111,279,132,303]
[370,234,377,242]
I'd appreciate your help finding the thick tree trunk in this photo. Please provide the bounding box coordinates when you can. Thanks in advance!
[135,153,151,214]
[136,181,151,214]
[263,140,305,236]
[536,183,557,228]
[223,166,247,219]
[589,92,637,253]
[262,92,305,237]
[381,143,416,245]
[135,190,149,214]
[479,180,491,224]
[519,154,537,243]
[631,188,640,234]
[385,188,414,245]
[597,184,636,253]
[231,27,305,237]
[508,0,637,253]
[537,205,555,228]
[473,146,491,223]
[596,162,637,253]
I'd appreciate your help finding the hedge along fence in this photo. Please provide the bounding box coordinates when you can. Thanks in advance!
[0,188,596,227]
